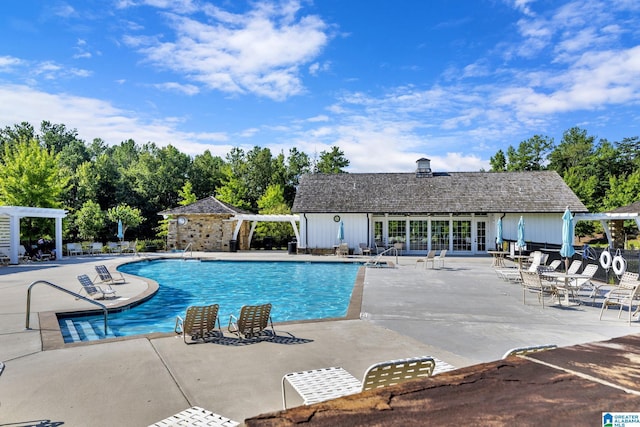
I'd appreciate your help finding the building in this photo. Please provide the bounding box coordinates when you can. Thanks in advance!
[291,158,588,255]
[159,196,253,252]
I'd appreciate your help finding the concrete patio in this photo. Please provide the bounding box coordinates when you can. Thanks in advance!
[0,252,637,426]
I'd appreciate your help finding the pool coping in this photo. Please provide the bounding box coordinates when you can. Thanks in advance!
[38,257,366,351]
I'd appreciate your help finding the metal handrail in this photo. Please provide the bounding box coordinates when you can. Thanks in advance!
[26,280,109,336]
[182,242,193,258]
[367,246,399,266]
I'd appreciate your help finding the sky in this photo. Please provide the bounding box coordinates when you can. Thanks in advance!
[0,0,639,173]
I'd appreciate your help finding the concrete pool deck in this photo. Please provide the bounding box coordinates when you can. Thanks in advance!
[0,251,638,426]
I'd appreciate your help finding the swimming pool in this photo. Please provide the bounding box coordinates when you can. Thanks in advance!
[58,259,361,343]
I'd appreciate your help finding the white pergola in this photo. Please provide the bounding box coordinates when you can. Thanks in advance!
[574,212,640,248]
[0,206,67,264]
[230,214,300,247]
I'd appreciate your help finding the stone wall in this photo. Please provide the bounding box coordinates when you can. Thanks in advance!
[167,214,249,252]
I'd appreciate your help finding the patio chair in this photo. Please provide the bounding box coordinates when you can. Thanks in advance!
[566,263,599,301]
[175,304,221,344]
[282,356,436,409]
[89,242,103,255]
[66,243,83,256]
[150,406,239,427]
[227,303,275,340]
[599,274,640,325]
[358,243,371,256]
[433,249,447,268]
[0,249,9,265]
[566,259,582,274]
[415,250,436,269]
[520,270,558,308]
[77,274,117,300]
[336,243,349,257]
[496,255,543,282]
[502,344,557,359]
[94,265,126,285]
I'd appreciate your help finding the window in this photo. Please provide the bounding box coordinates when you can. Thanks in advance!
[431,220,449,250]
[388,220,406,244]
[453,220,471,251]
[410,220,429,251]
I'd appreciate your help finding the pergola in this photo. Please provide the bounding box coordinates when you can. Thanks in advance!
[0,206,67,264]
[574,212,640,248]
[230,214,300,247]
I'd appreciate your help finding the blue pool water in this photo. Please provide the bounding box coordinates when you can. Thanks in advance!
[58,259,360,342]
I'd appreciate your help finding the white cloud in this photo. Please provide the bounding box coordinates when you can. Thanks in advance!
[0,84,229,156]
[0,56,23,72]
[123,0,330,100]
[154,82,200,95]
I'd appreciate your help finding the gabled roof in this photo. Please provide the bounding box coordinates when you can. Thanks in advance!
[291,171,588,214]
[608,201,640,214]
[158,196,252,216]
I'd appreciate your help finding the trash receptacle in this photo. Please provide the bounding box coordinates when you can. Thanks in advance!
[229,239,237,252]
[288,241,297,255]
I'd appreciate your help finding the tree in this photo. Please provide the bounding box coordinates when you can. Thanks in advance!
[76,200,105,240]
[255,184,294,244]
[106,204,144,240]
[190,150,225,198]
[0,138,69,208]
[489,149,506,172]
[548,127,594,176]
[315,146,349,173]
[178,181,197,206]
[506,135,553,171]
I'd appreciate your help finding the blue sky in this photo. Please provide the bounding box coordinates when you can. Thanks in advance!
[1,0,639,172]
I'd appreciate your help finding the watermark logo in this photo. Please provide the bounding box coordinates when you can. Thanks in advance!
[603,412,640,427]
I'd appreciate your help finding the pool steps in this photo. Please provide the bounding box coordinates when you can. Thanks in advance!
[61,319,118,343]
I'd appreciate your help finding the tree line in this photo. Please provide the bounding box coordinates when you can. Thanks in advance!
[489,127,640,238]
[0,121,349,247]
[1,121,638,246]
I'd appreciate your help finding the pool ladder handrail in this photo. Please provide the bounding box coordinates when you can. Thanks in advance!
[182,242,193,258]
[366,246,400,267]
[26,280,109,336]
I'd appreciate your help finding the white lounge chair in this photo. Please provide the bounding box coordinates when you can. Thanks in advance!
[282,356,436,409]
[149,406,239,427]
[502,344,557,359]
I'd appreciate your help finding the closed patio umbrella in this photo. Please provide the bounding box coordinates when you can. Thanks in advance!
[560,207,575,271]
[117,219,124,241]
[496,218,503,250]
[517,216,525,251]
[337,221,344,243]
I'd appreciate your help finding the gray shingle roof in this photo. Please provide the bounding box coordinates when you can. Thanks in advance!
[291,171,588,214]
[158,196,251,216]
[608,201,640,214]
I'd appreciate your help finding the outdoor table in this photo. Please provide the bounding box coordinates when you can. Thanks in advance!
[541,272,591,306]
[510,254,530,270]
[487,251,509,267]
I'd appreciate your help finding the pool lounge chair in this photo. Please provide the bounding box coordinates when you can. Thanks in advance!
[282,356,436,409]
[175,304,221,344]
[150,406,239,427]
[95,265,126,285]
[228,303,275,340]
[77,274,117,300]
